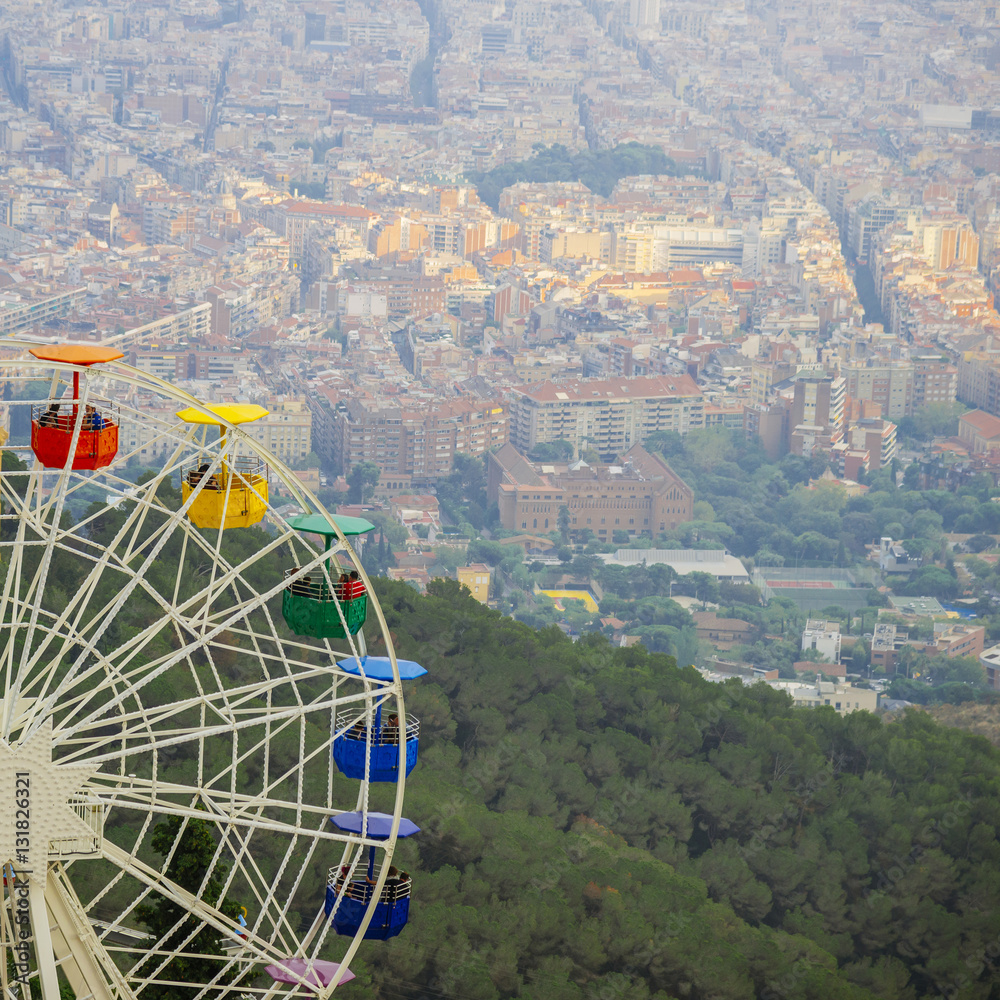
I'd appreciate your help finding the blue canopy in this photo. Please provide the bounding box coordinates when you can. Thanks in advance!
[336,655,427,681]
[330,811,420,840]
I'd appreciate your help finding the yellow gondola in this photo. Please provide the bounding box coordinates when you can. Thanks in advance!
[176,404,270,529]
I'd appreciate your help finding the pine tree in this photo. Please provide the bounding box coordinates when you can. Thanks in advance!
[136,815,242,998]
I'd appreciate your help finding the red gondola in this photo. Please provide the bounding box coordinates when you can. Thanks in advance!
[28,345,123,470]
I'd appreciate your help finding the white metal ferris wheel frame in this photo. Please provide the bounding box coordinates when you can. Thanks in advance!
[0,345,412,1000]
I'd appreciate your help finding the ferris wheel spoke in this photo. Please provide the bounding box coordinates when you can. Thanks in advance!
[103,838,320,971]
[100,841,289,983]
[68,688,387,776]
[35,577,291,741]
[55,661,372,743]
[10,430,105,721]
[50,645,382,752]
[96,780,368,847]
[12,462,198,718]
[209,813,324,964]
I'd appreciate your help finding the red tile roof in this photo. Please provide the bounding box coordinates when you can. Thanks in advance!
[961,410,1000,439]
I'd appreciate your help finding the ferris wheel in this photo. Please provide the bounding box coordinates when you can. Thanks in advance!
[0,343,425,1000]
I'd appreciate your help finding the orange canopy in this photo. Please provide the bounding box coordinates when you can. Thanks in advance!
[29,345,124,366]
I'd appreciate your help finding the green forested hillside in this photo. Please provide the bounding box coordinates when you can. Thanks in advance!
[353,579,1000,1000]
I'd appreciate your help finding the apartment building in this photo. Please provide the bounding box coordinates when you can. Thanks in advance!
[871,622,907,674]
[509,374,704,459]
[831,415,897,472]
[958,354,1000,417]
[927,623,985,660]
[129,345,250,382]
[847,198,904,261]
[457,563,491,604]
[788,376,846,458]
[120,303,212,347]
[0,286,86,336]
[912,355,958,409]
[245,399,313,466]
[801,620,842,664]
[488,443,693,539]
[335,396,508,484]
[842,359,913,418]
[770,680,878,714]
[263,200,378,260]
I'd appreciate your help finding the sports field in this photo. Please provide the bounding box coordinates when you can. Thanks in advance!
[540,589,600,613]
[751,567,874,611]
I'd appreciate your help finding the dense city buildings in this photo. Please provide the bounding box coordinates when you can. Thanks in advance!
[0,0,995,495]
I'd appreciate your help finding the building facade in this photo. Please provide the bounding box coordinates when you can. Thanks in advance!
[335,396,508,483]
[509,374,704,459]
[457,563,491,603]
[489,443,693,539]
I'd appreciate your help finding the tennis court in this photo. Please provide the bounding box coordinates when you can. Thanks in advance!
[752,567,875,611]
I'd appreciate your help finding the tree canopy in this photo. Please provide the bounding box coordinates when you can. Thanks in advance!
[337,578,1000,1000]
[137,815,242,999]
[467,143,686,210]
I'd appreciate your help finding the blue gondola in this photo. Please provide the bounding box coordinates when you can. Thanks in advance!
[332,656,428,782]
[325,813,420,940]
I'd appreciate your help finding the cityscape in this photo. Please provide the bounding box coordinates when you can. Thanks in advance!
[1,0,1000,997]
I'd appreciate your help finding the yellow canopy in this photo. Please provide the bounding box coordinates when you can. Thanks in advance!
[176,404,269,426]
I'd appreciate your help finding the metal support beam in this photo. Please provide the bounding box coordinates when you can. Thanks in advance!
[27,879,58,1000]
[46,867,120,1000]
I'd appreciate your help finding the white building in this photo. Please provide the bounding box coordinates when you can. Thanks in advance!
[628,0,660,28]
[770,680,877,715]
[597,548,750,583]
[801,619,842,664]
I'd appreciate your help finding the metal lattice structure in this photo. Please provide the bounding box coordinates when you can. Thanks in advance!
[0,346,412,999]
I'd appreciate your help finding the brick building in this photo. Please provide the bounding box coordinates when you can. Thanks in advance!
[488,443,693,539]
[925,622,985,659]
[334,395,508,483]
[958,410,1000,454]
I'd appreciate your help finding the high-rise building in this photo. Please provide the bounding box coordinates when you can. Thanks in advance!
[789,376,846,457]
[628,0,661,27]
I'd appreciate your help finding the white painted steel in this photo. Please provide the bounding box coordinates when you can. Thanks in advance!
[0,347,410,999]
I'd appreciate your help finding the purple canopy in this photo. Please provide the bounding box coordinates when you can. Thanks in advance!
[330,810,420,839]
[265,958,355,990]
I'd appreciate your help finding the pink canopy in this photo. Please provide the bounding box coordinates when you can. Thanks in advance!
[265,958,355,991]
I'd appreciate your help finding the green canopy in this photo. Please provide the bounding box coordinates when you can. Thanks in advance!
[288,513,376,538]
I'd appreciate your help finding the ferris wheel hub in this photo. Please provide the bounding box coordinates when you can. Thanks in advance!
[0,718,97,885]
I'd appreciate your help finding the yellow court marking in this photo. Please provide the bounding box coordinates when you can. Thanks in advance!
[539,589,599,613]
